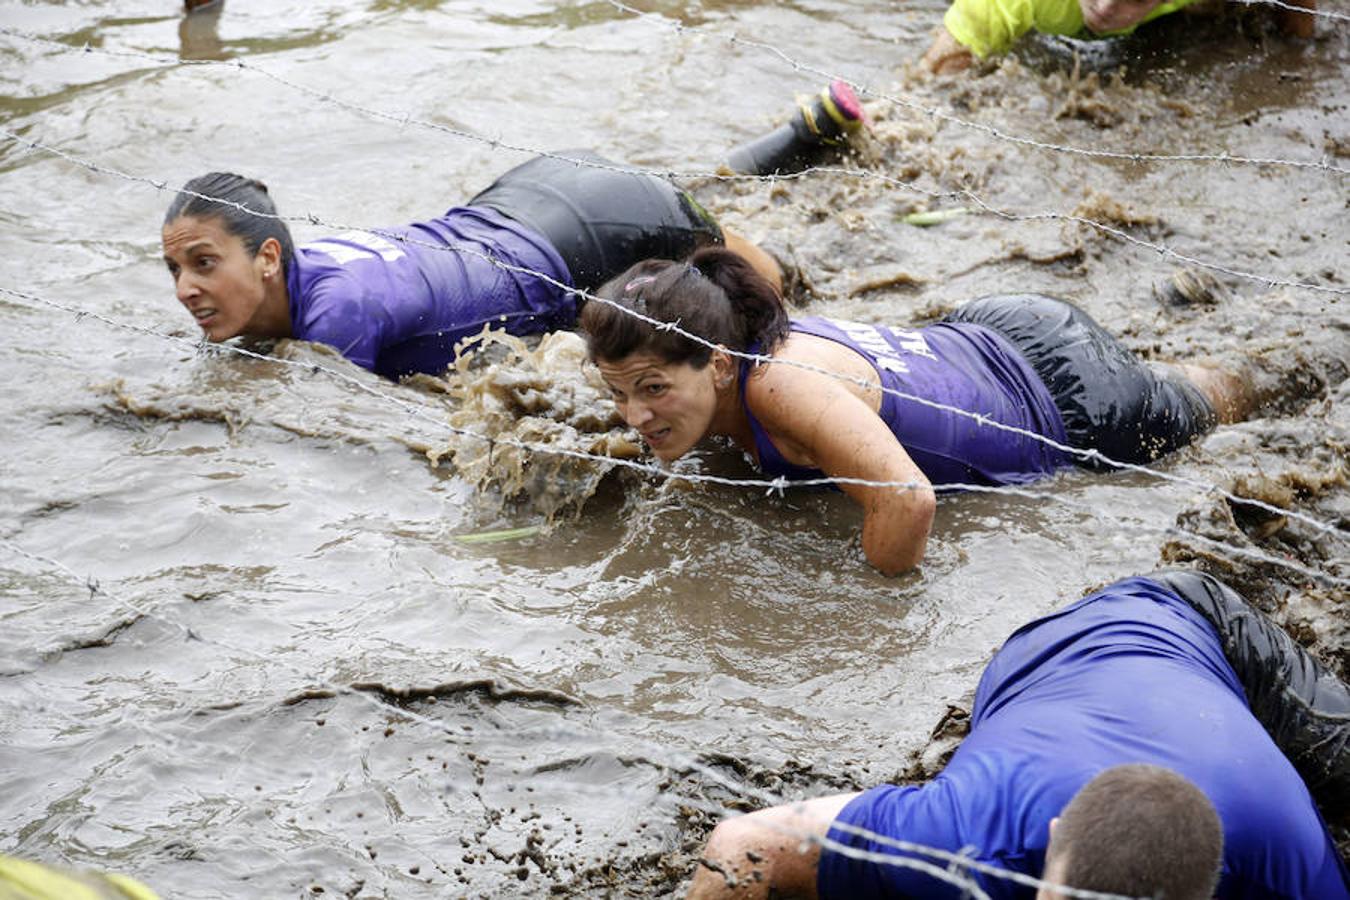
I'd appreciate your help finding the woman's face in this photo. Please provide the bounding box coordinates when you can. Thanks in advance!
[595,352,721,462]
[162,215,270,341]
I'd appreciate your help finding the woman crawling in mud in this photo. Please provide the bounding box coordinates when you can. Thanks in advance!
[160,154,780,380]
[581,247,1269,576]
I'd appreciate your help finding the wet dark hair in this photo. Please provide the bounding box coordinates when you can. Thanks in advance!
[580,247,789,368]
[163,172,294,270]
[1045,764,1223,900]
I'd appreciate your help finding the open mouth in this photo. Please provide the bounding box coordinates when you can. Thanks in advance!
[642,427,671,447]
[192,307,218,327]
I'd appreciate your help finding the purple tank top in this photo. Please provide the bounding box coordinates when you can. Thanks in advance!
[741,316,1070,486]
[285,206,574,378]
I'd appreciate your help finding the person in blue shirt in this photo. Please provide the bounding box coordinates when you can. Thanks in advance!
[686,571,1350,900]
[160,152,782,379]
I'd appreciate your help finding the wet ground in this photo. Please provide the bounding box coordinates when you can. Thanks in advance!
[0,1,1346,896]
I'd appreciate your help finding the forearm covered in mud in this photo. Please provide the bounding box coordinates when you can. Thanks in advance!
[853,482,936,576]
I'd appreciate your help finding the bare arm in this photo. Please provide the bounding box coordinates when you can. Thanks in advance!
[687,792,860,900]
[745,363,936,576]
[922,26,975,74]
[723,229,784,295]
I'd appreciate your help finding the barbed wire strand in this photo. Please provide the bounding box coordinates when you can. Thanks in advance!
[1,130,1345,540]
[1,536,1154,900]
[1229,0,1350,21]
[954,189,1349,296]
[10,129,1344,538]
[5,20,1348,327]
[3,36,1347,299]
[3,283,1343,591]
[0,16,1337,898]
[3,21,1346,266]
[2,19,1343,179]
[2,57,1345,296]
[601,0,1350,174]
[12,122,1346,304]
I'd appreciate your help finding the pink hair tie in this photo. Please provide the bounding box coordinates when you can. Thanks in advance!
[624,275,657,293]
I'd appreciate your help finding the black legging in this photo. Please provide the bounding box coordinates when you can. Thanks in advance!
[1150,569,1350,808]
[946,295,1218,468]
[469,151,723,292]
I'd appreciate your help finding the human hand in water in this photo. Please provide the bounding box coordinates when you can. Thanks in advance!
[922,27,975,74]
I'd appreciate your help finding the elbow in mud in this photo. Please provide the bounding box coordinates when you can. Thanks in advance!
[867,490,936,577]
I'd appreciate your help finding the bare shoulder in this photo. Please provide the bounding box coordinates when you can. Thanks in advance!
[745,338,839,413]
[745,333,879,425]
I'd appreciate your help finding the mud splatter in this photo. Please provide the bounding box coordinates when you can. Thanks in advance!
[419,329,642,518]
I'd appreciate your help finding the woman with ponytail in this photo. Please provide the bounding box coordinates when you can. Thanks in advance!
[160,154,779,379]
[582,248,1257,575]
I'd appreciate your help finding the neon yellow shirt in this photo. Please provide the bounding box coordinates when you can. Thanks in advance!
[944,0,1196,56]
[0,856,160,900]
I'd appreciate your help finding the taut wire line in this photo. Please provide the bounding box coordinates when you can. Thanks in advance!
[2,128,1345,539]
[0,20,1344,181]
[14,128,1349,535]
[3,283,1344,590]
[600,0,1350,174]
[9,123,1343,300]
[1228,0,1350,21]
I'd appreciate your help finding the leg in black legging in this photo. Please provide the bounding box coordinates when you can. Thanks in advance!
[1148,569,1350,807]
[945,294,1218,467]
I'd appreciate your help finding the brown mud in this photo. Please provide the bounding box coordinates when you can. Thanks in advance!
[1,1,1347,897]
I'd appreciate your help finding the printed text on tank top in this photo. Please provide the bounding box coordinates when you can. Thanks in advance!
[828,319,937,373]
[303,231,408,265]
[741,316,1069,485]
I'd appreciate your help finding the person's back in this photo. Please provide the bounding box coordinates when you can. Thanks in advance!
[819,576,1349,899]
[287,206,574,378]
[756,316,1069,486]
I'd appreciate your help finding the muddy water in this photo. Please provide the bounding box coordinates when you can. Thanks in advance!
[0,0,1346,896]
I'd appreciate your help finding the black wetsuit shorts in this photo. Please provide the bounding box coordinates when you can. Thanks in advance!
[1149,569,1350,808]
[945,293,1217,468]
[469,151,723,292]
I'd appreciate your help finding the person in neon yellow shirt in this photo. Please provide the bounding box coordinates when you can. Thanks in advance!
[0,855,160,900]
[922,0,1317,72]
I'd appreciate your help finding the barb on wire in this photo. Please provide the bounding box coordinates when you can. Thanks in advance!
[0,128,1345,538]
[3,283,1345,590]
[600,0,1349,176]
[0,535,1152,899]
